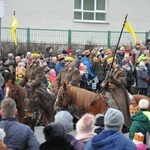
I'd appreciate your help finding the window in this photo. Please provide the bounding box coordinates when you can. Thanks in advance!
[74,0,107,22]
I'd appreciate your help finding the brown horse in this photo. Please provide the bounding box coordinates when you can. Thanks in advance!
[54,83,107,117]
[4,79,56,131]
[55,83,150,115]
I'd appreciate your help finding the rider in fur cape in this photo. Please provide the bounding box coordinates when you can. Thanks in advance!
[101,58,131,128]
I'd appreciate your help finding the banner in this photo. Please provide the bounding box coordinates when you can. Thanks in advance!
[124,20,138,42]
[11,15,18,45]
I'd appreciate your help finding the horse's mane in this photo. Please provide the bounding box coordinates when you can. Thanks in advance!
[68,86,100,105]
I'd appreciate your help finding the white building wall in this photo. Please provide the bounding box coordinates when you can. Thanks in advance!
[1,0,150,32]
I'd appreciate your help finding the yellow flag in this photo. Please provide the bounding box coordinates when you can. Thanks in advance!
[11,16,18,45]
[124,20,138,42]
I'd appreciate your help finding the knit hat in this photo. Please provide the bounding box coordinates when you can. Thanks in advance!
[138,99,149,109]
[76,113,96,142]
[54,111,73,133]
[76,113,95,133]
[104,108,124,130]
[66,49,73,55]
[133,132,144,144]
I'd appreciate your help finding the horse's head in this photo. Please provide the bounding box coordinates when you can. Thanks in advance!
[54,82,71,110]
[4,79,16,98]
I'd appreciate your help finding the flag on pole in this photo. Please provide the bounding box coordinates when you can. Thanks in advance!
[124,20,138,42]
[11,13,18,45]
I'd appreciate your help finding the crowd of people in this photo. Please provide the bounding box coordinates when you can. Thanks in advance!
[0,41,150,149]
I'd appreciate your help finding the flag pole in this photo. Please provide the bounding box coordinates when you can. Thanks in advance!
[110,14,128,70]
[13,11,16,56]
[99,14,128,93]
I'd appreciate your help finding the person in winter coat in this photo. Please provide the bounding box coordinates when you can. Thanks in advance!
[40,122,75,150]
[19,53,53,108]
[101,59,131,127]
[92,51,106,91]
[84,108,136,150]
[0,98,40,150]
[55,111,84,150]
[136,61,149,95]
[94,114,104,134]
[82,50,95,80]
[76,113,96,144]
[129,109,150,143]
[54,54,65,75]
[56,56,81,91]
[122,61,134,93]
[79,64,93,91]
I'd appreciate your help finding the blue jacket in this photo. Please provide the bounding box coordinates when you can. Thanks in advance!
[82,56,95,79]
[84,130,136,150]
[54,62,65,75]
[0,117,40,150]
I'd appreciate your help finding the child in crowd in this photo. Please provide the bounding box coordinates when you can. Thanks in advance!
[16,62,26,83]
[79,63,92,91]
[76,113,96,144]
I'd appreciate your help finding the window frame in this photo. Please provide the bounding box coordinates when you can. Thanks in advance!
[74,0,108,23]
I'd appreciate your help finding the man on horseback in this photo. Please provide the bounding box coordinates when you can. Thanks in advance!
[56,56,81,92]
[19,52,53,110]
[101,58,131,127]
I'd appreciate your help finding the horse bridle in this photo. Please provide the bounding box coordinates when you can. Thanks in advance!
[57,89,71,108]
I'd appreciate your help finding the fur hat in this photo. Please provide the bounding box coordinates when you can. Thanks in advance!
[138,99,149,109]
[54,111,73,133]
[76,113,95,134]
[104,108,124,130]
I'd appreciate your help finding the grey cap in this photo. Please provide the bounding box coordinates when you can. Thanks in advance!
[104,108,124,130]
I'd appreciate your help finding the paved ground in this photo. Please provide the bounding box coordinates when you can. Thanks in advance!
[35,126,129,144]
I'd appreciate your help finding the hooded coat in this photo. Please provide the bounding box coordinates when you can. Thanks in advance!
[129,110,150,141]
[84,130,136,150]
[102,66,131,127]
